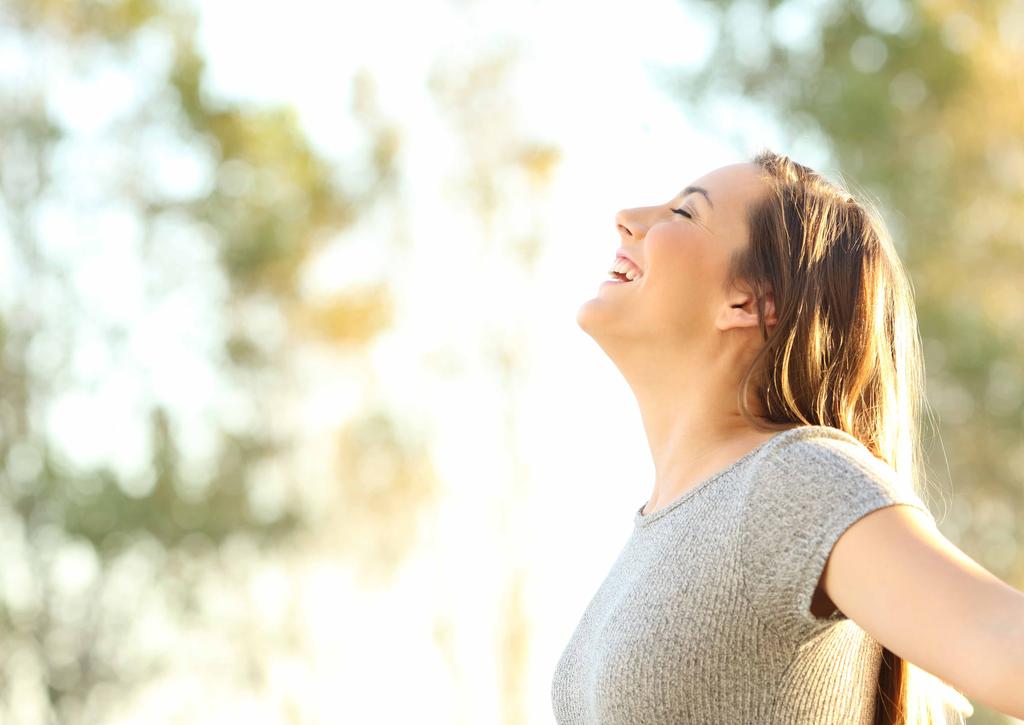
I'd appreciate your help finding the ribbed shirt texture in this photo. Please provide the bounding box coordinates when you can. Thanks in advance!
[550,424,937,724]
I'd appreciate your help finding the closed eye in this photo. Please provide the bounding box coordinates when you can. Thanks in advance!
[672,207,692,219]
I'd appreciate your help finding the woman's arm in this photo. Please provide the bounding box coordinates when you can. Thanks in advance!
[821,503,1024,718]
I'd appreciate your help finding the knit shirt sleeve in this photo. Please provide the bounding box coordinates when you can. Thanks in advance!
[739,434,936,642]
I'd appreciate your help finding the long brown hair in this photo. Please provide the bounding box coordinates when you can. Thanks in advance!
[729,148,973,724]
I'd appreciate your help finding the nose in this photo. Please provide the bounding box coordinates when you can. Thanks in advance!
[615,208,647,240]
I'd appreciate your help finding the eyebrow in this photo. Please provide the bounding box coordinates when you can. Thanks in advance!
[678,185,714,210]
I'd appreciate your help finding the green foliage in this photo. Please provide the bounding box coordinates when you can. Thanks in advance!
[0,0,366,720]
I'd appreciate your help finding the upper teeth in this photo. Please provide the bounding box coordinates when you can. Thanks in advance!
[608,258,642,281]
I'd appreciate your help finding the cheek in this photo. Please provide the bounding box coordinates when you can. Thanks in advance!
[648,233,717,290]
[646,236,726,321]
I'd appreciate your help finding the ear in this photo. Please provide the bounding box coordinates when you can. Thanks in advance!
[716,279,777,332]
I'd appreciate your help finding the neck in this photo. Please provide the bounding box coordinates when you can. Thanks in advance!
[610,335,787,512]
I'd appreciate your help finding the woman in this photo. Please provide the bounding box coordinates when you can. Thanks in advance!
[551,149,1024,723]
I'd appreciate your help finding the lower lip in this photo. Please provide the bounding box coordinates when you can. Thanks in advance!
[601,279,633,286]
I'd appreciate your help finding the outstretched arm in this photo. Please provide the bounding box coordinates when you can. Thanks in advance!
[822,503,1024,718]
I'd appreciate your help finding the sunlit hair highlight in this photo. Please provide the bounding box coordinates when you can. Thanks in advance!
[729,148,972,725]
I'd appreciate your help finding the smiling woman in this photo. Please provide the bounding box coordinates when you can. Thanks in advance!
[551,148,1002,724]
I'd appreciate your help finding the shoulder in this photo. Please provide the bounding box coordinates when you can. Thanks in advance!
[737,425,938,641]
[745,424,929,516]
[756,424,896,480]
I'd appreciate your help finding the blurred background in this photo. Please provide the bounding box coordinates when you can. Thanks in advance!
[1,0,1022,722]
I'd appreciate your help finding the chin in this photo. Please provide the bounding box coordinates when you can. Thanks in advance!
[575,296,606,333]
[575,307,594,335]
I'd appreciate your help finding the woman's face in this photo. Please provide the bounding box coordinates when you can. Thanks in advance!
[577,162,771,349]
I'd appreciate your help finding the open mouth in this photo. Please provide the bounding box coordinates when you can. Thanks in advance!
[607,269,642,283]
[608,256,643,283]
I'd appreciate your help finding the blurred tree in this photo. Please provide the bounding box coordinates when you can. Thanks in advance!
[0,0,399,721]
[659,1,1024,721]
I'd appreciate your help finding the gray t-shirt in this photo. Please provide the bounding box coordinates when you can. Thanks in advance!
[550,424,936,724]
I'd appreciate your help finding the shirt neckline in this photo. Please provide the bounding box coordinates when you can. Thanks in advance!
[633,425,815,527]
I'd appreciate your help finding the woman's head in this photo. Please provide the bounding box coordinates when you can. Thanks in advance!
[579,149,924,466]
[577,161,778,377]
